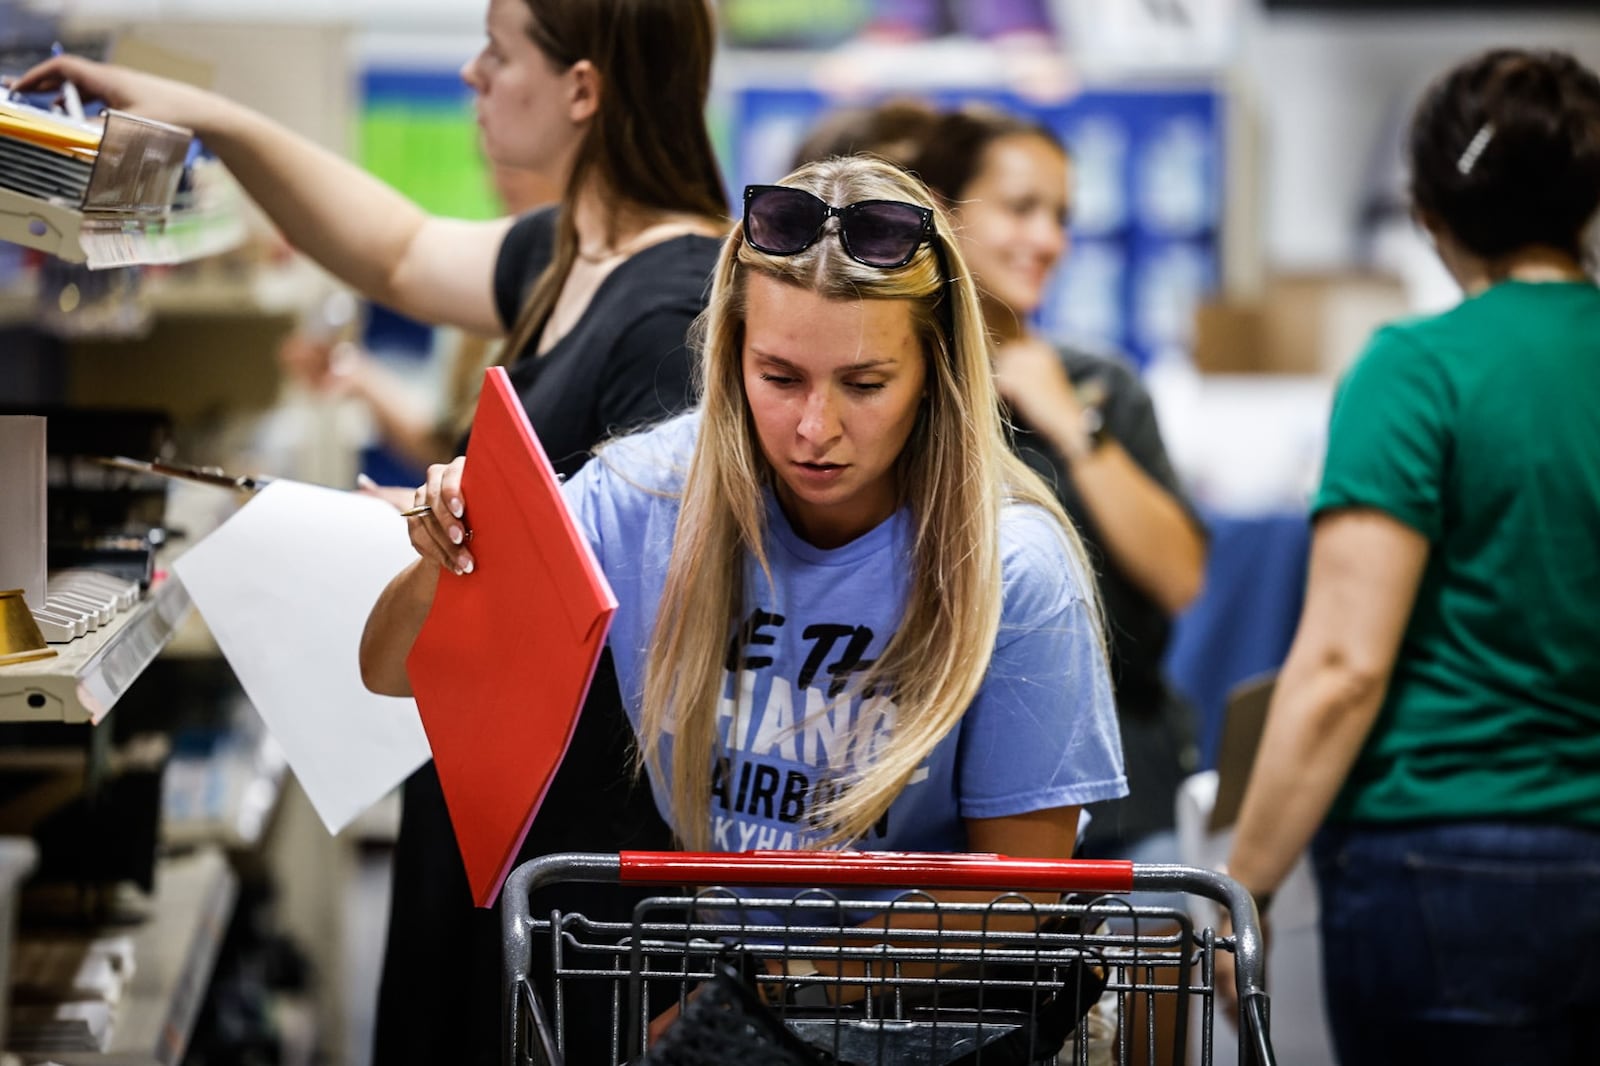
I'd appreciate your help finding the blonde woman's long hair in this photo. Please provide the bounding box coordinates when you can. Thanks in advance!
[636,156,1098,850]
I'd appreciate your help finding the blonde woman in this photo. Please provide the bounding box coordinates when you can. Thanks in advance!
[362,156,1125,890]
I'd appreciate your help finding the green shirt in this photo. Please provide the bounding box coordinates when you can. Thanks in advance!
[1315,281,1600,827]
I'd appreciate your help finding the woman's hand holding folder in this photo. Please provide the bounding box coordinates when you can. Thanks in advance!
[404,456,477,577]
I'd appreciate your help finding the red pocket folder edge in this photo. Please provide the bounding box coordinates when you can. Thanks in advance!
[405,366,618,908]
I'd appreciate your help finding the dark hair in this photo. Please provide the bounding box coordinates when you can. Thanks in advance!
[790,98,941,170]
[506,0,729,359]
[1409,48,1600,263]
[906,105,1067,206]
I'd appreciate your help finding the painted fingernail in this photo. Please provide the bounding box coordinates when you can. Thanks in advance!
[449,526,463,545]
[449,498,464,518]
[460,556,474,575]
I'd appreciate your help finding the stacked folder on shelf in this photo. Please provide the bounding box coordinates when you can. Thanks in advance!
[0,98,100,205]
[0,99,209,267]
[0,98,101,155]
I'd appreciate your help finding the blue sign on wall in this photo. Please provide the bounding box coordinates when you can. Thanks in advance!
[732,85,1225,369]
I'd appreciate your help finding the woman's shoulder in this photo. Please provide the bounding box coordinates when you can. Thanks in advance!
[508,204,559,243]
[493,206,560,329]
[658,229,725,270]
[1051,338,1139,381]
[608,231,722,304]
[1359,284,1563,357]
[1049,340,1152,417]
[589,409,702,495]
[585,233,722,351]
[997,503,1093,622]
[1343,313,1455,390]
[497,206,560,281]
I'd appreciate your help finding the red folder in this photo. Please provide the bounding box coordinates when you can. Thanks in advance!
[406,367,617,908]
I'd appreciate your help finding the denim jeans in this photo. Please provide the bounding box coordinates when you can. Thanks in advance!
[1311,821,1600,1066]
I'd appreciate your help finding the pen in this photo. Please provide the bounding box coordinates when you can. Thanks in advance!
[401,504,473,542]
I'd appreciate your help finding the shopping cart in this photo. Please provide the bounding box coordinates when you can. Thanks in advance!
[501,851,1276,1066]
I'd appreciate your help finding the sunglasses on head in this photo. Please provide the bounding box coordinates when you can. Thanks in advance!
[742,184,935,269]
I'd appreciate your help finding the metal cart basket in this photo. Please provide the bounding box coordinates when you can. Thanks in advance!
[502,851,1275,1066]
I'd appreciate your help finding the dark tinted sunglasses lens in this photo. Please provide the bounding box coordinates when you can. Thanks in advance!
[843,202,927,265]
[747,189,824,254]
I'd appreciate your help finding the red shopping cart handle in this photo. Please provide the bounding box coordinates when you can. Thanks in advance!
[618,850,1135,893]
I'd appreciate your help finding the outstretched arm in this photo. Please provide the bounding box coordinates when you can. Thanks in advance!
[13,56,513,335]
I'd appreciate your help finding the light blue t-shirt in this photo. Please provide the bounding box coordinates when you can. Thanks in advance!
[562,412,1127,856]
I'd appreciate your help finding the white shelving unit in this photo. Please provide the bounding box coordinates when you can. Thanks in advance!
[0,173,246,271]
[0,576,191,725]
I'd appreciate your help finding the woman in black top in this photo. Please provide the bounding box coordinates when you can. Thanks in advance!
[20,2,728,1061]
[383,208,719,1066]
[905,106,1209,860]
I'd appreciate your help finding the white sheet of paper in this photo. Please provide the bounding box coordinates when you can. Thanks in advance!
[173,480,431,834]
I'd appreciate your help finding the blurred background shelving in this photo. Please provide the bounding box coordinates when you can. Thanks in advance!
[10,846,236,1065]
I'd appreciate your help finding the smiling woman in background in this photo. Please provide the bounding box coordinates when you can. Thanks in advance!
[904,106,1208,867]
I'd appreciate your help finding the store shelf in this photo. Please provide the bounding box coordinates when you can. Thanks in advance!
[0,184,246,271]
[1,112,242,270]
[0,577,192,725]
[0,251,324,331]
[140,256,331,320]
[9,846,237,1066]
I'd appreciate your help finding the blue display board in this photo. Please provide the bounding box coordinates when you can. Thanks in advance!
[732,86,1225,369]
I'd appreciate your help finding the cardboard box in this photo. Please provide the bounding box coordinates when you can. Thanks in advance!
[1195,272,1409,376]
[0,417,47,608]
